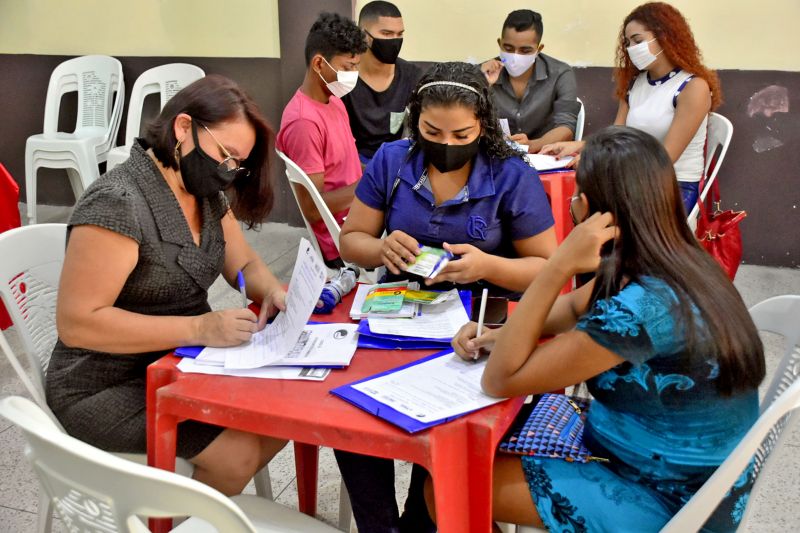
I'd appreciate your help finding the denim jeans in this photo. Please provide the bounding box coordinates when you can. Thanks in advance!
[679,180,700,215]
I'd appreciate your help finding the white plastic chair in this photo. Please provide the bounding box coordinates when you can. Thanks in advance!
[0,396,338,533]
[276,149,377,285]
[276,150,343,261]
[516,294,800,533]
[106,63,205,171]
[25,55,125,224]
[574,97,585,142]
[0,224,272,532]
[687,112,733,231]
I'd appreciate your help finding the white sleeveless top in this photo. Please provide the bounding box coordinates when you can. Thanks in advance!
[626,69,707,183]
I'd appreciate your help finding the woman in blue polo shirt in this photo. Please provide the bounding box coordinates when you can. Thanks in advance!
[340,62,556,296]
[336,62,556,533]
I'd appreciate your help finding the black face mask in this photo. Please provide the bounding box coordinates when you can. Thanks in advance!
[418,135,480,173]
[369,34,403,64]
[178,122,238,198]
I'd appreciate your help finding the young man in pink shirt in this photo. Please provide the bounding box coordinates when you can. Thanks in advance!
[277,12,367,267]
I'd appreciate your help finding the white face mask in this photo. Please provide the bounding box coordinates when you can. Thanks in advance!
[318,57,359,98]
[626,38,663,70]
[499,51,538,77]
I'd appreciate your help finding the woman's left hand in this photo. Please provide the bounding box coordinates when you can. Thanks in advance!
[550,212,619,276]
[257,288,287,330]
[426,242,488,285]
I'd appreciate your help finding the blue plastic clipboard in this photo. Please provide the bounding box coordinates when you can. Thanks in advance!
[330,348,492,433]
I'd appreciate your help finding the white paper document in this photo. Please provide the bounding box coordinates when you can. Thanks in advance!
[204,239,328,370]
[177,358,331,381]
[352,352,505,422]
[367,289,469,340]
[195,323,359,368]
[525,153,574,171]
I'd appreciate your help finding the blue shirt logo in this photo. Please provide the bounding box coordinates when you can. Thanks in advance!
[467,215,488,240]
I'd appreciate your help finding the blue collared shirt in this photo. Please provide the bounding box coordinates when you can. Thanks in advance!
[355,139,554,294]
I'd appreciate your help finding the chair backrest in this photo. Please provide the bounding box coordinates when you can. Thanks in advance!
[0,224,66,398]
[661,294,800,532]
[276,150,342,258]
[574,97,585,142]
[124,63,205,146]
[42,55,125,153]
[0,396,256,533]
[687,112,733,227]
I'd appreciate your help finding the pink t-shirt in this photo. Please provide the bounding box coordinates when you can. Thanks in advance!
[276,89,361,261]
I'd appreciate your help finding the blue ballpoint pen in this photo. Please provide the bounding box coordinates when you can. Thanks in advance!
[237,270,247,308]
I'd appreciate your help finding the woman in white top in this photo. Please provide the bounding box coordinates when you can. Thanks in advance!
[542,1,721,214]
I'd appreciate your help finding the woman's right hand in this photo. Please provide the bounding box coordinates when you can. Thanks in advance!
[452,321,500,360]
[539,140,584,159]
[195,308,259,347]
[381,230,420,275]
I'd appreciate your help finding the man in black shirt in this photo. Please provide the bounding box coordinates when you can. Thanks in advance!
[343,1,423,164]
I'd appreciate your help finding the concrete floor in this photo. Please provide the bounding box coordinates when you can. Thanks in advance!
[1,203,799,531]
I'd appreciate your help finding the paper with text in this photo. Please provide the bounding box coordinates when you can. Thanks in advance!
[367,289,469,340]
[352,352,504,422]
[177,358,330,381]
[215,239,328,369]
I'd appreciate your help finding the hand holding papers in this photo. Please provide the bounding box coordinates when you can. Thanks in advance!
[525,153,574,171]
[187,239,353,371]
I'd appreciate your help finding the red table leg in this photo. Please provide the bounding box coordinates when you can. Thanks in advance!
[149,403,180,533]
[294,442,319,517]
[429,423,494,533]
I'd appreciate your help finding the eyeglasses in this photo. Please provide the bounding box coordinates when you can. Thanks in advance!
[199,122,250,180]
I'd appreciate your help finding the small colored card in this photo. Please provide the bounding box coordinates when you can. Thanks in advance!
[405,245,454,279]
[404,289,454,305]
[361,281,409,314]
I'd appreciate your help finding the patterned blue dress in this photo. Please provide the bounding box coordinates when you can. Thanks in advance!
[521,277,757,532]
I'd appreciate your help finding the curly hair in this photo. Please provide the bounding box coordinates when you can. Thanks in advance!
[614,2,722,110]
[407,62,522,161]
[304,12,367,65]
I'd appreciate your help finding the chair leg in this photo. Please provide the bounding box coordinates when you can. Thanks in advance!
[25,147,38,225]
[37,486,53,533]
[337,477,353,532]
[253,466,273,500]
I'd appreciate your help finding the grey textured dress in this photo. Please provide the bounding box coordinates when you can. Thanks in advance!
[46,140,226,458]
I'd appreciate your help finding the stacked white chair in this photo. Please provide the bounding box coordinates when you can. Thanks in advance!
[106,63,205,171]
[0,224,273,532]
[25,55,125,224]
[0,396,338,533]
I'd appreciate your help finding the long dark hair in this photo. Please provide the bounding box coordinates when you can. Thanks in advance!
[407,62,522,161]
[144,74,275,228]
[578,126,764,395]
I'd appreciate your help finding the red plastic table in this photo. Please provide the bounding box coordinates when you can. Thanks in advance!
[539,170,576,244]
[147,291,524,533]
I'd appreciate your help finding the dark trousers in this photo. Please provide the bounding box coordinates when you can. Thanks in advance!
[335,450,437,533]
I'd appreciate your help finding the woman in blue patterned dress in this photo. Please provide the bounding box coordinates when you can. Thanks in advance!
[441,125,765,532]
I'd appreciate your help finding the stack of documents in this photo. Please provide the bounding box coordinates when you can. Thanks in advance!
[332,349,506,432]
[176,239,358,381]
[356,289,472,350]
[349,283,419,319]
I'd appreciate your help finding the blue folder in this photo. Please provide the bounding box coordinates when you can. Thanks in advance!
[355,290,472,350]
[331,348,492,433]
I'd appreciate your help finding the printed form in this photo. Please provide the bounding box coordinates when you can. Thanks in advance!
[208,238,328,369]
[352,352,505,422]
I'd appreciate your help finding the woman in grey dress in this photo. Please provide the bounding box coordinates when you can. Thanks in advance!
[46,75,286,496]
